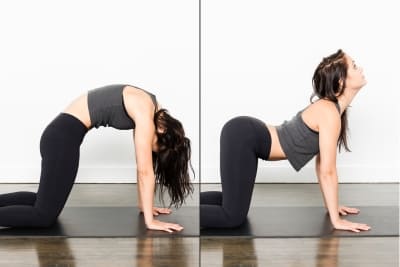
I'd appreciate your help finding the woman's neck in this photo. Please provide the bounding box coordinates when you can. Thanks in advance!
[337,88,359,112]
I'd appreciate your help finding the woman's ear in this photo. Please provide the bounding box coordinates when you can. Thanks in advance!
[336,78,346,97]
[157,126,166,134]
[338,78,344,90]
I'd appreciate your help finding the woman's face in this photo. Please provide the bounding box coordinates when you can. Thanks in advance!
[344,54,367,90]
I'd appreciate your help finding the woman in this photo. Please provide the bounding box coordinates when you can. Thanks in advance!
[201,50,371,233]
[0,84,193,233]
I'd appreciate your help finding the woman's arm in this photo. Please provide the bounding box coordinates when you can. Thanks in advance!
[133,117,182,232]
[315,154,328,210]
[125,91,182,232]
[317,105,370,232]
[316,154,361,216]
[133,116,156,224]
[137,174,171,216]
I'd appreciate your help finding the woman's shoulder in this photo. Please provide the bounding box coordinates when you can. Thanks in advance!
[123,85,149,99]
[307,99,340,116]
[123,85,156,118]
[301,99,340,131]
[123,84,142,94]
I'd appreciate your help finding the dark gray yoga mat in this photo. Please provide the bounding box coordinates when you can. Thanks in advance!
[0,207,198,237]
[201,206,399,237]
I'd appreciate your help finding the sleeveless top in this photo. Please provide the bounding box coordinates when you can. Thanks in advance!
[87,84,157,130]
[276,102,340,171]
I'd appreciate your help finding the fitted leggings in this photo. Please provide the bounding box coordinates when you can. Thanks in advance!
[200,116,271,228]
[0,113,87,228]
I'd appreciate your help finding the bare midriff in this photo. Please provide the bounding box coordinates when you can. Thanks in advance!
[63,93,92,129]
[265,124,287,161]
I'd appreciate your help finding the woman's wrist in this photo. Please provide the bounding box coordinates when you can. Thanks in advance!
[329,213,341,225]
[145,217,154,226]
[143,209,154,225]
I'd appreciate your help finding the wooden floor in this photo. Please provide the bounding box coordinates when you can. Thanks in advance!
[201,237,399,267]
[0,237,199,267]
[0,183,398,266]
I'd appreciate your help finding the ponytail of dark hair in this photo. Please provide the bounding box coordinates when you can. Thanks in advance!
[310,49,351,152]
[152,109,194,208]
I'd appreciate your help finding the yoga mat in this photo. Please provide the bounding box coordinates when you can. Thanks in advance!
[0,207,198,237]
[201,206,399,237]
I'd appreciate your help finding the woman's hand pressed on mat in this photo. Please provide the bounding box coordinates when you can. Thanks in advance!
[146,219,184,233]
[330,206,371,232]
[139,207,172,216]
[333,218,371,233]
[152,207,172,216]
[323,205,370,232]
[338,206,359,216]
[139,205,182,232]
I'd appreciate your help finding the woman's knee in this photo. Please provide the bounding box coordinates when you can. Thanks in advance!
[34,210,59,228]
[224,211,248,228]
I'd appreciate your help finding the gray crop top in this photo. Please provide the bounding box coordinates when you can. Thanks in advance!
[276,102,340,171]
[87,84,157,130]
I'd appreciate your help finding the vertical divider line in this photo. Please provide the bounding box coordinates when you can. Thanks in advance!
[199,0,202,187]
[199,0,202,266]
[198,0,202,194]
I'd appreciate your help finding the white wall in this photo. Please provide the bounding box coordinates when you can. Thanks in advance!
[0,0,199,183]
[201,0,400,183]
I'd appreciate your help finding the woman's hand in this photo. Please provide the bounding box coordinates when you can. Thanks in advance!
[326,206,371,232]
[140,207,172,216]
[146,219,184,233]
[152,207,172,216]
[333,218,371,233]
[338,205,360,215]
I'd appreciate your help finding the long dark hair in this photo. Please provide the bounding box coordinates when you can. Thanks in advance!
[311,49,350,152]
[152,109,194,208]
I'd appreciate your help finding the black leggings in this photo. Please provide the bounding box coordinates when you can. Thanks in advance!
[0,113,87,228]
[200,116,271,228]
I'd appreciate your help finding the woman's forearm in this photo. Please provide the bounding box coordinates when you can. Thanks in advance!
[138,173,155,225]
[315,156,328,210]
[137,181,143,210]
[318,173,340,224]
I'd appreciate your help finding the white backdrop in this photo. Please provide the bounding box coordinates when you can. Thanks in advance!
[201,0,400,183]
[0,0,199,183]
